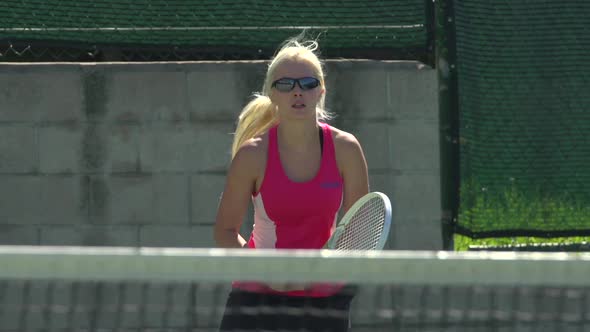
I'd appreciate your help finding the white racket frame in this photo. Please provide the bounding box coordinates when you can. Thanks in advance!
[326,192,392,250]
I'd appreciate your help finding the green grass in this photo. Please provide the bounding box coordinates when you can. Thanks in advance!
[454,234,590,251]
[455,179,590,251]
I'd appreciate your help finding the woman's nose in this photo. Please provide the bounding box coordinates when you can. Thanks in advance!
[292,82,303,95]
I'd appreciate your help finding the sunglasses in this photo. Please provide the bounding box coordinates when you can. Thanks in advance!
[271,77,321,92]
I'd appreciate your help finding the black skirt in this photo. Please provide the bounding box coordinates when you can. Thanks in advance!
[218,287,356,332]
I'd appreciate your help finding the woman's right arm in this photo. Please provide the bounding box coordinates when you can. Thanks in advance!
[214,143,260,248]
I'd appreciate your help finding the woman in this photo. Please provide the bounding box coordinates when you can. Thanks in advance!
[214,35,369,332]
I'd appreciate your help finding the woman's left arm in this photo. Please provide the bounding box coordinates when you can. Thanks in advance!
[336,132,370,215]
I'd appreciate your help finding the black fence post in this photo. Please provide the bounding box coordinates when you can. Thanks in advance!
[435,0,460,250]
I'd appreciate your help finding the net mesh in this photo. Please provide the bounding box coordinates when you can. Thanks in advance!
[334,195,389,251]
[1,246,590,332]
[0,0,430,62]
[455,0,590,238]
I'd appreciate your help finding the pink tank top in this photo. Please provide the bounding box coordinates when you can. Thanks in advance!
[234,122,344,297]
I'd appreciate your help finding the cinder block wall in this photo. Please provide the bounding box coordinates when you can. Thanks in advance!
[0,60,440,250]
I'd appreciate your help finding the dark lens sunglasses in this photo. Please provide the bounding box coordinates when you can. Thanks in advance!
[271,77,321,92]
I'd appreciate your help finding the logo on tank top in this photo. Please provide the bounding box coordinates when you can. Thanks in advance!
[320,182,341,189]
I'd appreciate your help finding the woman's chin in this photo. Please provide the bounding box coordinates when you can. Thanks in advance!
[278,106,316,121]
[290,106,314,117]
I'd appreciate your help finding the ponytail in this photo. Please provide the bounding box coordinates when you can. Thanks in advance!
[231,94,277,158]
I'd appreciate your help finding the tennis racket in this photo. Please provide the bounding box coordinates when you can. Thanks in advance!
[266,192,392,292]
[326,192,392,251]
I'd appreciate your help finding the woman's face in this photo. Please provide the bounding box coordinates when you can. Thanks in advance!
[269,58,324,122]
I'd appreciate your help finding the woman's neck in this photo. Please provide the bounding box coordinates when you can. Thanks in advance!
[276,120,320,153]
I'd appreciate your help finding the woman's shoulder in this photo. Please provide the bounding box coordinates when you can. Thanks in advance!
[324,124,368,181]
[325,124,362,151]
[324,124,366,173]
[232,131,269,166]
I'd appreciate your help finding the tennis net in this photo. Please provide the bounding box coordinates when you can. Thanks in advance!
[0,246,589,331]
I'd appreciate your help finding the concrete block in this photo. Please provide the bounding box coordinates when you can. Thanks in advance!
[389,120,440,171]
[140,123,193,172]
[82,66,108,122]
[0,176,40,222]
[93,174,188,224]
[87,175,109,222]
[0,67,83,122]
[326,63,396,120]
[153,174,190,225]
[40,225,139,246]
[140,122,233,173]
[390,68,438,121]
[104,69,190,123]
[104,174,155,224]
[191,174,227,225]
[0,225,39,244]
[0,125,37,173]
[139,225,215,248]
[108,123,142,173]
[391,172,441,221]
[391,218,443,250]
[366,173,396,202]
[189,123,234,172]
[37,176,87,224]
[329,119,440,174]
[0,60,443,256]
[39,124,83,173]
[338,120,393,172]
[187,63,266,120]
[76,123,109,173]
[87,121,170,175]
[325,61,436,122]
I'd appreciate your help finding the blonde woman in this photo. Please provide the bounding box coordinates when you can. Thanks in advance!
[215,35,369,332]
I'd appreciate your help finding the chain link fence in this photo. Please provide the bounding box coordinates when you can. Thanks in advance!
[455,0,590,241]
[0,0,431,62]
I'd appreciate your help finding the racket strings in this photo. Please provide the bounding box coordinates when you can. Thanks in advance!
[335,198,386,250]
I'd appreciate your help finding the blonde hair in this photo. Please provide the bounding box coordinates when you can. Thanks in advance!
[230,36,332,158]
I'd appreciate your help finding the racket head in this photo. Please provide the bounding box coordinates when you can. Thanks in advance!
[326,192,392,251]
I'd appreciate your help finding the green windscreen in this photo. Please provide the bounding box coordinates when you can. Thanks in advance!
[455,0,590,238]
[0,0,429,61]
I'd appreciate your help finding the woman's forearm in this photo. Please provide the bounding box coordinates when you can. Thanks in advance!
[214,228,247,248]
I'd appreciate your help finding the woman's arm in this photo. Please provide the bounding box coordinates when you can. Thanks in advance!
[214,142,261,248]
[335,132,370,215]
